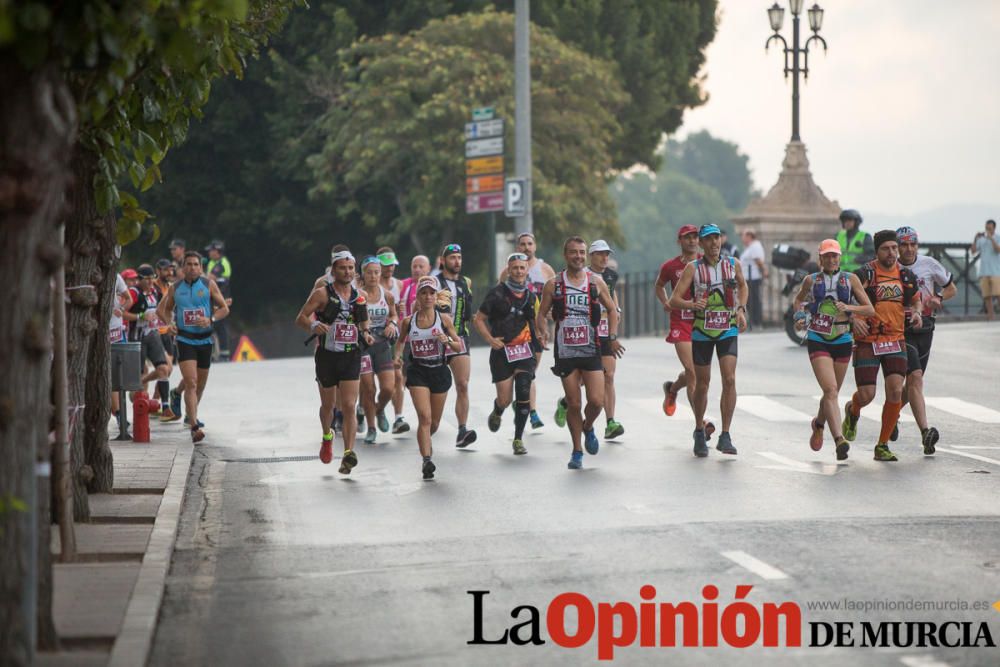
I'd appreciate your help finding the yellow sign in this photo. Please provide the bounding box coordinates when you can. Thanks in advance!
[466,156,503,176]
[466,175,504,193]
[231,335,264,362]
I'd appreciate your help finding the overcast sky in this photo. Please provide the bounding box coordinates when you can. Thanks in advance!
[681,0,1000,223]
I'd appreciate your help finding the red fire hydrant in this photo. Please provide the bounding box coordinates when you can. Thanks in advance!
[131,391,160,443]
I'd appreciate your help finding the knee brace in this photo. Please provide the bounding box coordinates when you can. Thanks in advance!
[514,372,533,405]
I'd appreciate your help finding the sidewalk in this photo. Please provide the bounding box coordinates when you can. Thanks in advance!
[38,422,194,667]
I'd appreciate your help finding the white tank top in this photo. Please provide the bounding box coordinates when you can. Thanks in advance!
[384,277,401,303]
[555,271,597,358]
[408,311,446,367]
[527,259,548,293]
[367,286,390,329]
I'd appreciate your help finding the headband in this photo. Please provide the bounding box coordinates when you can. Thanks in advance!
[331,250,355,264]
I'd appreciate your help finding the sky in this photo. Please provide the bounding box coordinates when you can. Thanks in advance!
[680,0,1000,238]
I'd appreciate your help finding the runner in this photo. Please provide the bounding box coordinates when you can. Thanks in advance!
[395,276,464,479]
[587,240,625,440]
[390,254,430,434]
[473,252,541,456]
[109,271,133,423]
[156,252,230,443]
[536,236,623,469]
[654,225,716,439]
[312,244,350,433]
[358,256,398,444]
[295,249,374,473]
[668,224,748,457]
[792,240,875,460]
[124,266,173,401]
[501,232,555,429]
[840,230,922,462]
[896,226,956,454]
[436,243,477,447]
[152,260,180,421]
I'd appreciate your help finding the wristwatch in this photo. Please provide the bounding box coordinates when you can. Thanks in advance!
[608,334,618,341]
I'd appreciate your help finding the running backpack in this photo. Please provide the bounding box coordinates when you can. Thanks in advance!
[551,273,601,327]
[319,284,368,325]
[694,257,738,308]
[808,271,852,315]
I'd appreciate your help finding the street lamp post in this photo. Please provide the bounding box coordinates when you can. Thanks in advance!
[765,1,827,142]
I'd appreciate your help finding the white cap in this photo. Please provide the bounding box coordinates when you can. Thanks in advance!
[589,239,613,254]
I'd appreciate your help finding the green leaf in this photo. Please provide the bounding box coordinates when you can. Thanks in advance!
[136,130,158,161]
[148,222,161,245]
[128,163,146,190]
[115,219,142,246]
[208,0,249,21]
[139,164,160,192]
[142,97,162,122]
[119,191,138,209]
[17,3,52,32]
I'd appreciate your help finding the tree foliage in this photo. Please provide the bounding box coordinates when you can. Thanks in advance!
[664,130,758,212]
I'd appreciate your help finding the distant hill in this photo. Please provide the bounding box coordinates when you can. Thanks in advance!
[865,203,997,243]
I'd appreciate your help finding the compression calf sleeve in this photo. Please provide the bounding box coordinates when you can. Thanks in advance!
[879,401,902,443]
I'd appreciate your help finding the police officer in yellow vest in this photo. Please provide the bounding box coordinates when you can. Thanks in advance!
[836,209,875,273]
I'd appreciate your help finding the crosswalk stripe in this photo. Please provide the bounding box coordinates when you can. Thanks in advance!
[739,395,813,422]
[720,550,789,580]
[925,397,1000,423]
[936,447,1000,467]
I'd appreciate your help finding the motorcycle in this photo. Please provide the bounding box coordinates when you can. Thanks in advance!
[772,244,819,346]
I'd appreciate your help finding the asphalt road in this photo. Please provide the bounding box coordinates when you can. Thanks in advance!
[149,322,1000,667]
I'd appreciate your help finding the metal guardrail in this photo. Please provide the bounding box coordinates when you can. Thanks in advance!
[617,243,988,338]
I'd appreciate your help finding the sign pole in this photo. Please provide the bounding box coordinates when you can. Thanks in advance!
[488,212,497,283]
[514,0,533,235]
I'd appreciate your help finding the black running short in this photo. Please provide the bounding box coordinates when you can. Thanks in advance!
[314,347,361,388]
[405,363,452,394]
[904,329,934,374]
[599,336,614,357]
[141,333,168,367]
[176,340,212,369]
[692,336,738,366]
[551,355,603,378]
[160,333,176,358]
[489,349,537,383]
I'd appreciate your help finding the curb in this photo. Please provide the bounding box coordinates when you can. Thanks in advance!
[107,440,194,667]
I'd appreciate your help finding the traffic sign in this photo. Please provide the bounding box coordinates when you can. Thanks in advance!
[472,106,495,121]
[464,118,504,140]
[504,178,526,217]
[466,175,504,194]
[465,156,503,176]
[466,192,504,214]
[465,137,503,159]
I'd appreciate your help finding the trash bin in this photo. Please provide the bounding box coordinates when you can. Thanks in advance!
[111,342,142,392]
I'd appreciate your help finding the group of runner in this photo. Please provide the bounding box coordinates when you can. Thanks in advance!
[297,215,956,480]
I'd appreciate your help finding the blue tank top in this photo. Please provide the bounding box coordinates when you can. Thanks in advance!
[174,277,214,346]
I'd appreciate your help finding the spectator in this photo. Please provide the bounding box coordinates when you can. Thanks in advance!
[740,229,768,329]
[169,239,186,267]
[971,219,1000,320]
[836,209,874,272]
[720,231,740,260]
[205,240,233,357]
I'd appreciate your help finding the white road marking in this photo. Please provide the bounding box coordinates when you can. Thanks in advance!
[739,395,813,422]
[720,550,789,580]
[952,445,1000,450]
[900,655,952,667]
[756,452,840,476]
[936,447,1000,467]
[925,397,1000,423]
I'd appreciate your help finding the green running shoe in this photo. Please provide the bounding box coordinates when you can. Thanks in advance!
[377,411,390,433]
[842,401,858,442]
[512,439,527,455]
[488,409,502,433]
[604,419,624,439]
[873,443,898,462]
[554,398,567,428]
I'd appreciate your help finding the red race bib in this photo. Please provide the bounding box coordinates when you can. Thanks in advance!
[411,337,440,359]
[333,323,358,344]
[560,324,590,347]
[360,354,373,374]
[597,317,610,337]
[182,308,205,327]
[808,313,834,335]
[504,341,532,362]
[873,340,902,356]
[704,310,731,331]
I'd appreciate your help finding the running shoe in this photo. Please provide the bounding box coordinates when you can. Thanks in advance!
[512,439,527,455]
[554,398,567,428]
[809,418,824,451]
[169,388,182,417]
[392,417,410,434]
[456,428,477,448]
[185,417,205,429]
[604,419,624,440]
[921,427,939,455]
[835,438,850,461]
[488,409,502,433]
[567,450,583,469]
[319,436,333,464]
[422,459,436,480]
[703,420,716,441]
[191,428,205,444]
[873,443,898,462]
[662,381,677,417]
[841,401,858,442]
[364,428,377,445]
[376,411,390,433]
[339,449,358,474]
[159,408,181,423]
[530,410,544,429]
[890,422,899,442]
[584,428,600,455]
[716,432,738,455]
[693,429,708,458]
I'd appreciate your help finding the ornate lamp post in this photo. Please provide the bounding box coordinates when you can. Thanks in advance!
[765,1,827,142]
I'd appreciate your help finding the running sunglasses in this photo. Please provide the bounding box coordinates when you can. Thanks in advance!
[507,252,528,262]
[444,243,462,254]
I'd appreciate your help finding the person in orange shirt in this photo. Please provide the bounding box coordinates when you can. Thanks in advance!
[841,230,922,461]
[473,253,542,456]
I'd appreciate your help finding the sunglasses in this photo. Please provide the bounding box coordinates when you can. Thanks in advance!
[444,243,462,254]
[507,252,528,262]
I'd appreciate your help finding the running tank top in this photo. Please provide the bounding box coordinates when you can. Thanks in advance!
[384,278,401,303]
[366,286,390,341]
[408,311,446,368]
[555,271,597,359]
[322,295,357,353]
[527,259,547,295]
[692,258,738,341]
[174,277,214,346]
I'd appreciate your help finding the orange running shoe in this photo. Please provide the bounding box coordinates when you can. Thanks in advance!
[662,381,677,417]
[809,418,824,451]
[319,436,333,464]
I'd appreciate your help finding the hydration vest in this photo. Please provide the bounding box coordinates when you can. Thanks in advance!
[694,257,738,308]
[551,272,602,328]
[808,271,852,315]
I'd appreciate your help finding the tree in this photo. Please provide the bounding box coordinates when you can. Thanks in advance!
[0,0,295,660]
[664,130,758,212]
[613,170,731,272]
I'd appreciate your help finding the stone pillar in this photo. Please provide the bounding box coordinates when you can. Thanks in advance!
[731,141,841,324]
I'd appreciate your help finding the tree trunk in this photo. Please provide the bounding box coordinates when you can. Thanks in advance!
[64,153,116,517]
[0,57,76,667]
